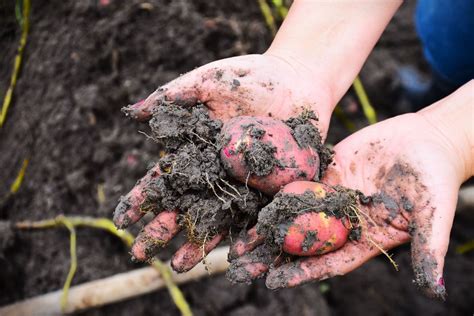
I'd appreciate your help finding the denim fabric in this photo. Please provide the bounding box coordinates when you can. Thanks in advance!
[415,0,474,86]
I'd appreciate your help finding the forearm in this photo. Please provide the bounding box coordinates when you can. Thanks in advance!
[265,0,401,111]
[419,80,474,183]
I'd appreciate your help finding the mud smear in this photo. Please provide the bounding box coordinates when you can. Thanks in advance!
[371,191,400,223]
[226,244,277,284]
[302,231,319,252]
[372,161,445,299]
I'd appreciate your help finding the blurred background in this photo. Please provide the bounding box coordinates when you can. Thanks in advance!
[0,0,472,315]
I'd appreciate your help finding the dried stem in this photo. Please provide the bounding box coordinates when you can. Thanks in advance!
[15,216,192,315]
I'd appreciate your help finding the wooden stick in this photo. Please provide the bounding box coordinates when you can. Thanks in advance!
[0,246,230,315]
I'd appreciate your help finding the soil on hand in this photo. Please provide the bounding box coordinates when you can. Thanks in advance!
[145,104,266,243]
[0,1,472,315]
[256,187,358,249]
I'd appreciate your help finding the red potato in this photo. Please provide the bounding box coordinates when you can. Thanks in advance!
[283,212,349,256]
[280,182,349,256]
[220,116,320,195]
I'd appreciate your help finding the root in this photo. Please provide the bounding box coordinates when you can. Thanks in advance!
[201,233,212,274]
[138,130,158,142]
[182,212,200,244]
[219,178,242,197]
[215,181,238,199]
[189,131,218,149]
[349,205,399,271]
[139,200,156,214]
[366,237,399,271]
[243,172,251,206]
[205,172,227,204]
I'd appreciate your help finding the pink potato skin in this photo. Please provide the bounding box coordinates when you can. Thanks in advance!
[281,181,350,256]
[220,116,320,195]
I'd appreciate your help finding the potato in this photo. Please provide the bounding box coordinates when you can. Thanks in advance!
[281,182,349,256]
[220,116,320,195]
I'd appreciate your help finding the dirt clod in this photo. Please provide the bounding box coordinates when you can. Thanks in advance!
[285,109,333,178]
[236,124,282,177]
[144,104,267,243]
[226,244,276,284]
[256,187,359,251]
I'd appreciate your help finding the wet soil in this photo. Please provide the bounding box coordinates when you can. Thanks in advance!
[256,188,358,249]
[285,110,333,178]
[235,123,283,177]
[145,104,266,243]
[0,1,472,315]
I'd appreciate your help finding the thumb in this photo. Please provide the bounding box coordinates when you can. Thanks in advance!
[410,179,459,300]
[123,68,208,121]
[122,59,260,122]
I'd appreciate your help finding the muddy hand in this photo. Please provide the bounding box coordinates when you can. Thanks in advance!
[226,226,272,283]
[265,83,474,299]
[113,163,227,269]
[122,54,334,138]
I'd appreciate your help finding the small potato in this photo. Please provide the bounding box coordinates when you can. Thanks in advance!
[220,116,320,195]
[281,182,349,256]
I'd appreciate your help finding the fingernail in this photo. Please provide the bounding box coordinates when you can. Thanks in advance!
[265,271,288,290]
[113,198,132,228]
[433,276,447,300]
[226,261,254,285]
[121,99,145,118]
[228,241,245,260]
[227,257,269,284]
[437,276,445,286]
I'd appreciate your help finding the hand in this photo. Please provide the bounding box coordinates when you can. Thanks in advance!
[123,53,334,137]
[229,82,473,299]
[114,53,334,272]
[114,0,405,273]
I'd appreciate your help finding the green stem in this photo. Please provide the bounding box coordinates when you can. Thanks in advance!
[58,216,78,312]
[353,76,377,125]
[1,0,31,127]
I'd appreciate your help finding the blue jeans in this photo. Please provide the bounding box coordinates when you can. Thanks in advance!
[416,0,474,87]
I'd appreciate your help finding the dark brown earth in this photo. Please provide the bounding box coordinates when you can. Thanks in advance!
[256,188,358,248]
[0,1,472,315]
[142,103,265,245]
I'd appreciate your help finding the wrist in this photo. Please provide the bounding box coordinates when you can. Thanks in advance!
[418,81,474,183]
[266,0,401,107]
[262,49,336,120]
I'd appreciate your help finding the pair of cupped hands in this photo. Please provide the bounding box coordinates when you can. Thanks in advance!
[114,54,466,299]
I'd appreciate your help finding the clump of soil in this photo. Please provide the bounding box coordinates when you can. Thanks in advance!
[226,243,275,285]
[284,110,333,179]
[226,185,362,285]
[141,104,335,245]
[230,110,333,180]
[235,124,283,177]
[256,187,360,250]
[144,103,267,243]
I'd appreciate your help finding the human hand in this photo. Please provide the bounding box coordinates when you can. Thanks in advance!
[113,0,405,273]
[228,82,473,299]
[114,53,335,272]
[123,53,334,137]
